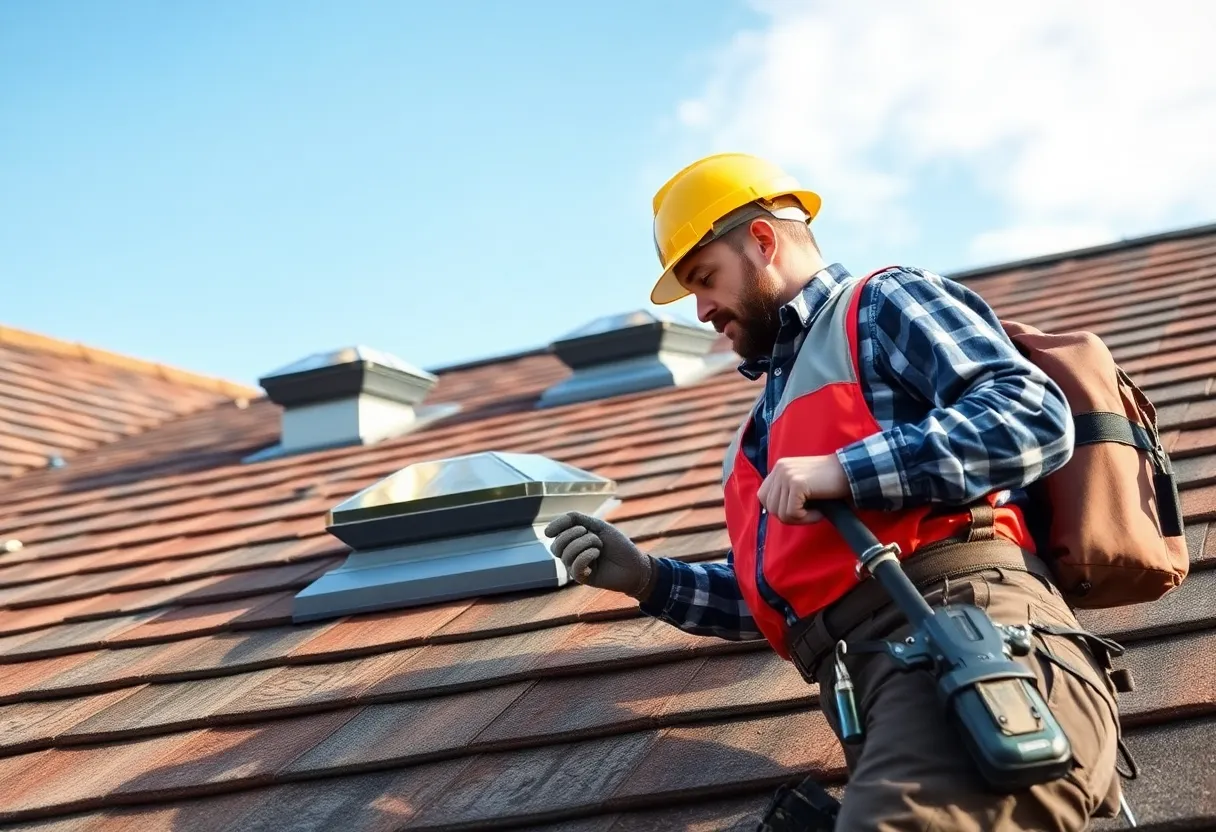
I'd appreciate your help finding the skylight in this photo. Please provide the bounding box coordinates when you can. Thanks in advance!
[262,345,435,380]
[558,310,689,340]
[292,451,618,622]
[537,309,738,408]
[245,345,459,462]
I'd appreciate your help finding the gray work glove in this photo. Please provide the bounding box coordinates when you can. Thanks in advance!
[544,511,656,599]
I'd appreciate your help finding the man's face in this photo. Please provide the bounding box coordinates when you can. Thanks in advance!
[674,233,784,362]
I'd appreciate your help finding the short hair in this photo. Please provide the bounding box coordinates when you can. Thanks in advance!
[721,212,818,254]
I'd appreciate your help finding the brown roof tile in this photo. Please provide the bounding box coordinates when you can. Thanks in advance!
[0,652,95,702]
[285,681,532,773]
[613,709,844,802]
[0,732,186,820]
[475,663,696,746]
[428,583,607,641]
[0,329,257,480]
[365,626,571,699]
[1117,631,1216,726]
[211,649,411,719]
[657,649,813,720]
[0,224,1215,828]
[23,638,203,700]
[59,671,275,744]
[0,687,137,755]
[1077,567,1216,641]
[110,707,359,797]
[287,600,470,661]
[407,729,662,828]
[0,613,157,662]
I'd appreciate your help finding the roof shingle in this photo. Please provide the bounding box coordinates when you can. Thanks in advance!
[0,327,259,480]
[1,224,1216,829]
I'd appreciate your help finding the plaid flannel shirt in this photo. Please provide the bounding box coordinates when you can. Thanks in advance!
[637,263,1075,641]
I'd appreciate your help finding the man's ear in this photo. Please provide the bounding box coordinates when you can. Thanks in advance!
[747,218,779,265]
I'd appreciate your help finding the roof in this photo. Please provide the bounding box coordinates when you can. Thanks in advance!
[0,325,260,480]
[0,222,1215,830]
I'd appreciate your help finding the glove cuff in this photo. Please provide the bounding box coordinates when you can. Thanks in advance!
[627,554,658,601]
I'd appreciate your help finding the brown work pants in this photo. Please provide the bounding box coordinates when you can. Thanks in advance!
[814,565,1124,831]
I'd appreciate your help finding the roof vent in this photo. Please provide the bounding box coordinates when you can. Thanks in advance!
[292,451,618,622]
[537,310,738,408]
[244,346,460,462]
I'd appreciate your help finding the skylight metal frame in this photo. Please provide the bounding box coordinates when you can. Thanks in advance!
[293,451,620,623]
[538,311,737,409]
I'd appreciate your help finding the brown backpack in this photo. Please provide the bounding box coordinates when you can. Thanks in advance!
[999,319,1190,608]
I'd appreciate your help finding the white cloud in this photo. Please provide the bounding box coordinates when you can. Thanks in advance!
[668,0,1216,264]
[968,223,1115,264]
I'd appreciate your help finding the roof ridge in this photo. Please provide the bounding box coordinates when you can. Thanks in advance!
[948,218,1216,281]
[0,323,261,400]
[423,333,733,376]
[424,345,553,375]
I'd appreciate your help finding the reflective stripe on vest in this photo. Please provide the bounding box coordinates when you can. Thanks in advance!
[722,271,1035,659]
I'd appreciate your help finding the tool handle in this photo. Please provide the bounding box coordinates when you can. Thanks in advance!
[808,498,936,626]
[812,499,883,556]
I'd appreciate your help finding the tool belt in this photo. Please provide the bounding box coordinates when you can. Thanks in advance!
[785,536,1057,685]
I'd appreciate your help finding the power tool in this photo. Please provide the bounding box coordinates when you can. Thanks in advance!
[812,498,1074,793]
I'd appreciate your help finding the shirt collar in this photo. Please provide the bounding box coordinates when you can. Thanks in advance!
[737,262,854,380]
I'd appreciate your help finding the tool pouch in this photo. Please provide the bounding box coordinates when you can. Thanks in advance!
[756,776,840,832]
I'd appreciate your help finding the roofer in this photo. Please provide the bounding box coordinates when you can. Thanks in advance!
[546,153,1128,830]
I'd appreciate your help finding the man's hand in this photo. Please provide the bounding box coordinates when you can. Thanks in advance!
[544,512,655,599]
[758,455,852,524]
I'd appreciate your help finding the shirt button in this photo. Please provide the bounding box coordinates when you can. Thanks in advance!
[774,368,783,376]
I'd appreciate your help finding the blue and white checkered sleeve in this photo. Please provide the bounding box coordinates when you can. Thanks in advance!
[637,553,763,641]
[836,267,1074,511]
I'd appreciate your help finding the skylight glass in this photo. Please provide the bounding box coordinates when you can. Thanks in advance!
[263,345,435,380]
[558,309,696,340]
[328,451,615,525]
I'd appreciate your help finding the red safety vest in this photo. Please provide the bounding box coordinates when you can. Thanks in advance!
[721,269,1035,659]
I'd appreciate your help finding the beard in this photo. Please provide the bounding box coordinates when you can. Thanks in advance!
[721,256,784,362]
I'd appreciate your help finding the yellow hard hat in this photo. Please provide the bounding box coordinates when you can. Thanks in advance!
[649,152,821,305]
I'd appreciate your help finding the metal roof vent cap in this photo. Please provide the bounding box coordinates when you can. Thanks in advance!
[245,346,459,462]
[538,310,738,408]
[292,451,618,622]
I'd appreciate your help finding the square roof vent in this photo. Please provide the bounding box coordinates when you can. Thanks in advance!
[292,451,618,622]
[246,346,459,462]
[538,310,738,408]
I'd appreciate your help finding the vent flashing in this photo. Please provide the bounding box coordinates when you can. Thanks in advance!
[292,451,617,622]
[245,346,459,462]
[538,310,737,408]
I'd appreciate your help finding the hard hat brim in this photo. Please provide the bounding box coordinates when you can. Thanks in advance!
[648,188,822,306]
[650,267,691,306]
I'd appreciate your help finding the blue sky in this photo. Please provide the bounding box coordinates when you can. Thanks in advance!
[3,1,1214,386]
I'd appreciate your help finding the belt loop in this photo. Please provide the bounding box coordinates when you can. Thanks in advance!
[966,504,997,542]
[790,612,836,683]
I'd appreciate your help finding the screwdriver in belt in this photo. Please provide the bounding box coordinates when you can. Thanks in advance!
[833,640,863,743]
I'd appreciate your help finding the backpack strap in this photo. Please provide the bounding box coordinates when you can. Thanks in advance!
[1073,412,1155,451]
[1072,371,1185,539]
